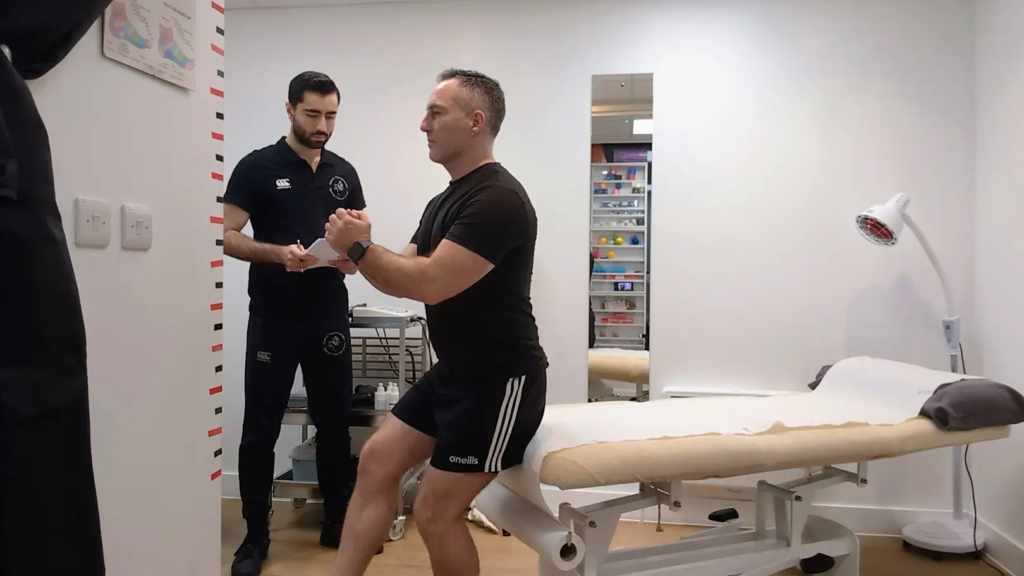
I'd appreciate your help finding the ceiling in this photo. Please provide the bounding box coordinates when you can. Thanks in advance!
[592,73,653,106]
[225,0,453,9]
[592,73,653,144]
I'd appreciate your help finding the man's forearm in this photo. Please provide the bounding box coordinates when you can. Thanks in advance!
[360,269,403,298]
[358,245,433,302]
[224,230,282,263]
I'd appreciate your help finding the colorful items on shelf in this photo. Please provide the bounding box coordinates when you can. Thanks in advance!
[630,235,641,245]
[599,313,635,325]
[598,236,607,245]
[605,167,640,181]
[594,182,630,195]
[593,181,643,196]
[600,199,640,208]
[593,218,643,227]
[600,299,638,311]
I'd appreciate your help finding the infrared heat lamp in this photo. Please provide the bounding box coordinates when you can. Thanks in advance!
[856,193,978,556]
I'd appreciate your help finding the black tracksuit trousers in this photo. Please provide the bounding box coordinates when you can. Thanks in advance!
[237,301,354,536]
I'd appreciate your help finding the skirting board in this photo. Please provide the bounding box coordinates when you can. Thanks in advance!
[220,471,1022,574]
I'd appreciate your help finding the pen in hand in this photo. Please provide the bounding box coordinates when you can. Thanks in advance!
[297,239,305,273]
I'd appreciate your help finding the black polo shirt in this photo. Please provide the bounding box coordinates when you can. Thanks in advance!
[411,162,548,378]
[224,137,365,315]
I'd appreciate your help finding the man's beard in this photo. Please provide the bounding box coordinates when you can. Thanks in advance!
[292,121,331,149]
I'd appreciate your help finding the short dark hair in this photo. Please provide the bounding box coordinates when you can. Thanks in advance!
[437,68,506,136]
[288,71,339,106]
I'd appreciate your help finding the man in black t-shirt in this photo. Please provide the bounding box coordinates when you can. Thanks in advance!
[323,69,547,576]
[222,72,366,576]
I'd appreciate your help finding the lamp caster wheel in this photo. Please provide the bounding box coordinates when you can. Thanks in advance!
[799,554,835,574]
[292,498,306,509]
[389,518,406,541]
[502,530,511,537]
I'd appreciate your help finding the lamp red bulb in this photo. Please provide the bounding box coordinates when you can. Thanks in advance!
[855,214,896,246]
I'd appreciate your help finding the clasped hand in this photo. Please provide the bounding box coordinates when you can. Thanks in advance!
[324,209,372,275]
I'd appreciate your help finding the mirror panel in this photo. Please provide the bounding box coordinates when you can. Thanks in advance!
[588,73,653,402]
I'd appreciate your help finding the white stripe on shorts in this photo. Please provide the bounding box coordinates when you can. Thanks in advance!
[484,375,525,473]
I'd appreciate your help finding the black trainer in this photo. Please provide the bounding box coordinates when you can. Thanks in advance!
[231,534,269,576]
[320,518,342,548]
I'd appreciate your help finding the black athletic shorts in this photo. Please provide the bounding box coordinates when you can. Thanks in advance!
[391,363,546,474]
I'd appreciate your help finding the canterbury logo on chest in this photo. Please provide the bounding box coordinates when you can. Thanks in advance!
[275,178,291,189]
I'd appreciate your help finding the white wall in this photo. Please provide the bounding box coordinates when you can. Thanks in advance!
[222,0,979,525]
[974,0,1024,572]
[25,8,224,576]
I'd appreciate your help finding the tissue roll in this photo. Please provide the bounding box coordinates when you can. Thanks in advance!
[474,480,585,571]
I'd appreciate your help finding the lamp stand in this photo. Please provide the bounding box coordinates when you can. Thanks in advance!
[901,315,983,556]
[895,215,983,556]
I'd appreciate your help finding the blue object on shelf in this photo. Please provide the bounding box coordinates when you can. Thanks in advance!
[290,438,318,482]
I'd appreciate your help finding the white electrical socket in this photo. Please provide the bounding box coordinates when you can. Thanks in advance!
[120,203,153,251]
[73,196,111,248]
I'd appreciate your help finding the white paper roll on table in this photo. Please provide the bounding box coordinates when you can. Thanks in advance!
[474,480,585,572]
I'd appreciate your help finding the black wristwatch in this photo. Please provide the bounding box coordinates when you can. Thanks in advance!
[347,239,373,263]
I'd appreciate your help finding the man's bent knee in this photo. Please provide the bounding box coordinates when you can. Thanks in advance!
[356,415,434,486]
[414,489,465,542]
[355,436,407,485]
[413,467,495,540]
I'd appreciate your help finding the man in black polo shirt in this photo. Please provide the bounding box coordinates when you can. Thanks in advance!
[323,69,547,576]
[223,71,365,576]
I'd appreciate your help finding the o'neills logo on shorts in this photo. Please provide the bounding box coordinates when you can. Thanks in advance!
[449,455,479,466]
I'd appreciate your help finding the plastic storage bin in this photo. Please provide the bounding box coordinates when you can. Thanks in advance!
[289,437,318,483]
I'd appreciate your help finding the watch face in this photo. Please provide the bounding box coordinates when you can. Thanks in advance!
[348,240,369,262]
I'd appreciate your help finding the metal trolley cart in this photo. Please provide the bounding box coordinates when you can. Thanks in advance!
[272,310,432,542]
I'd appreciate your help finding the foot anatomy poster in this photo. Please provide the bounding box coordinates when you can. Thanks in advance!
[103,0,197,90]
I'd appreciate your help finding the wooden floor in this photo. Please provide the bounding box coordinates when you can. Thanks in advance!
[221,499,1000,575]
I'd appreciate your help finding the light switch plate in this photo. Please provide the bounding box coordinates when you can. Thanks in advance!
[74,196,111,248]
[121,203,153,251]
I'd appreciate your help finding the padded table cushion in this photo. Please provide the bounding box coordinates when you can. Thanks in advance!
[538,416,1010,490]
[588,349,649,384]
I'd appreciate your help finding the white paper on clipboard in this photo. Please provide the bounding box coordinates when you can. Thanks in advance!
[304,238,340,269]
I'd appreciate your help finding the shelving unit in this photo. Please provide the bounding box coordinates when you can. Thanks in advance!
[590,162,648,350]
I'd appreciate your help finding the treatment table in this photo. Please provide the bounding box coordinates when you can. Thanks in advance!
[476,356,1022,576]
[588,348,649,385]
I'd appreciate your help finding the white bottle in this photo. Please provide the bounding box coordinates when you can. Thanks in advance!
[374,384,387,411]
[387,383,400,410]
